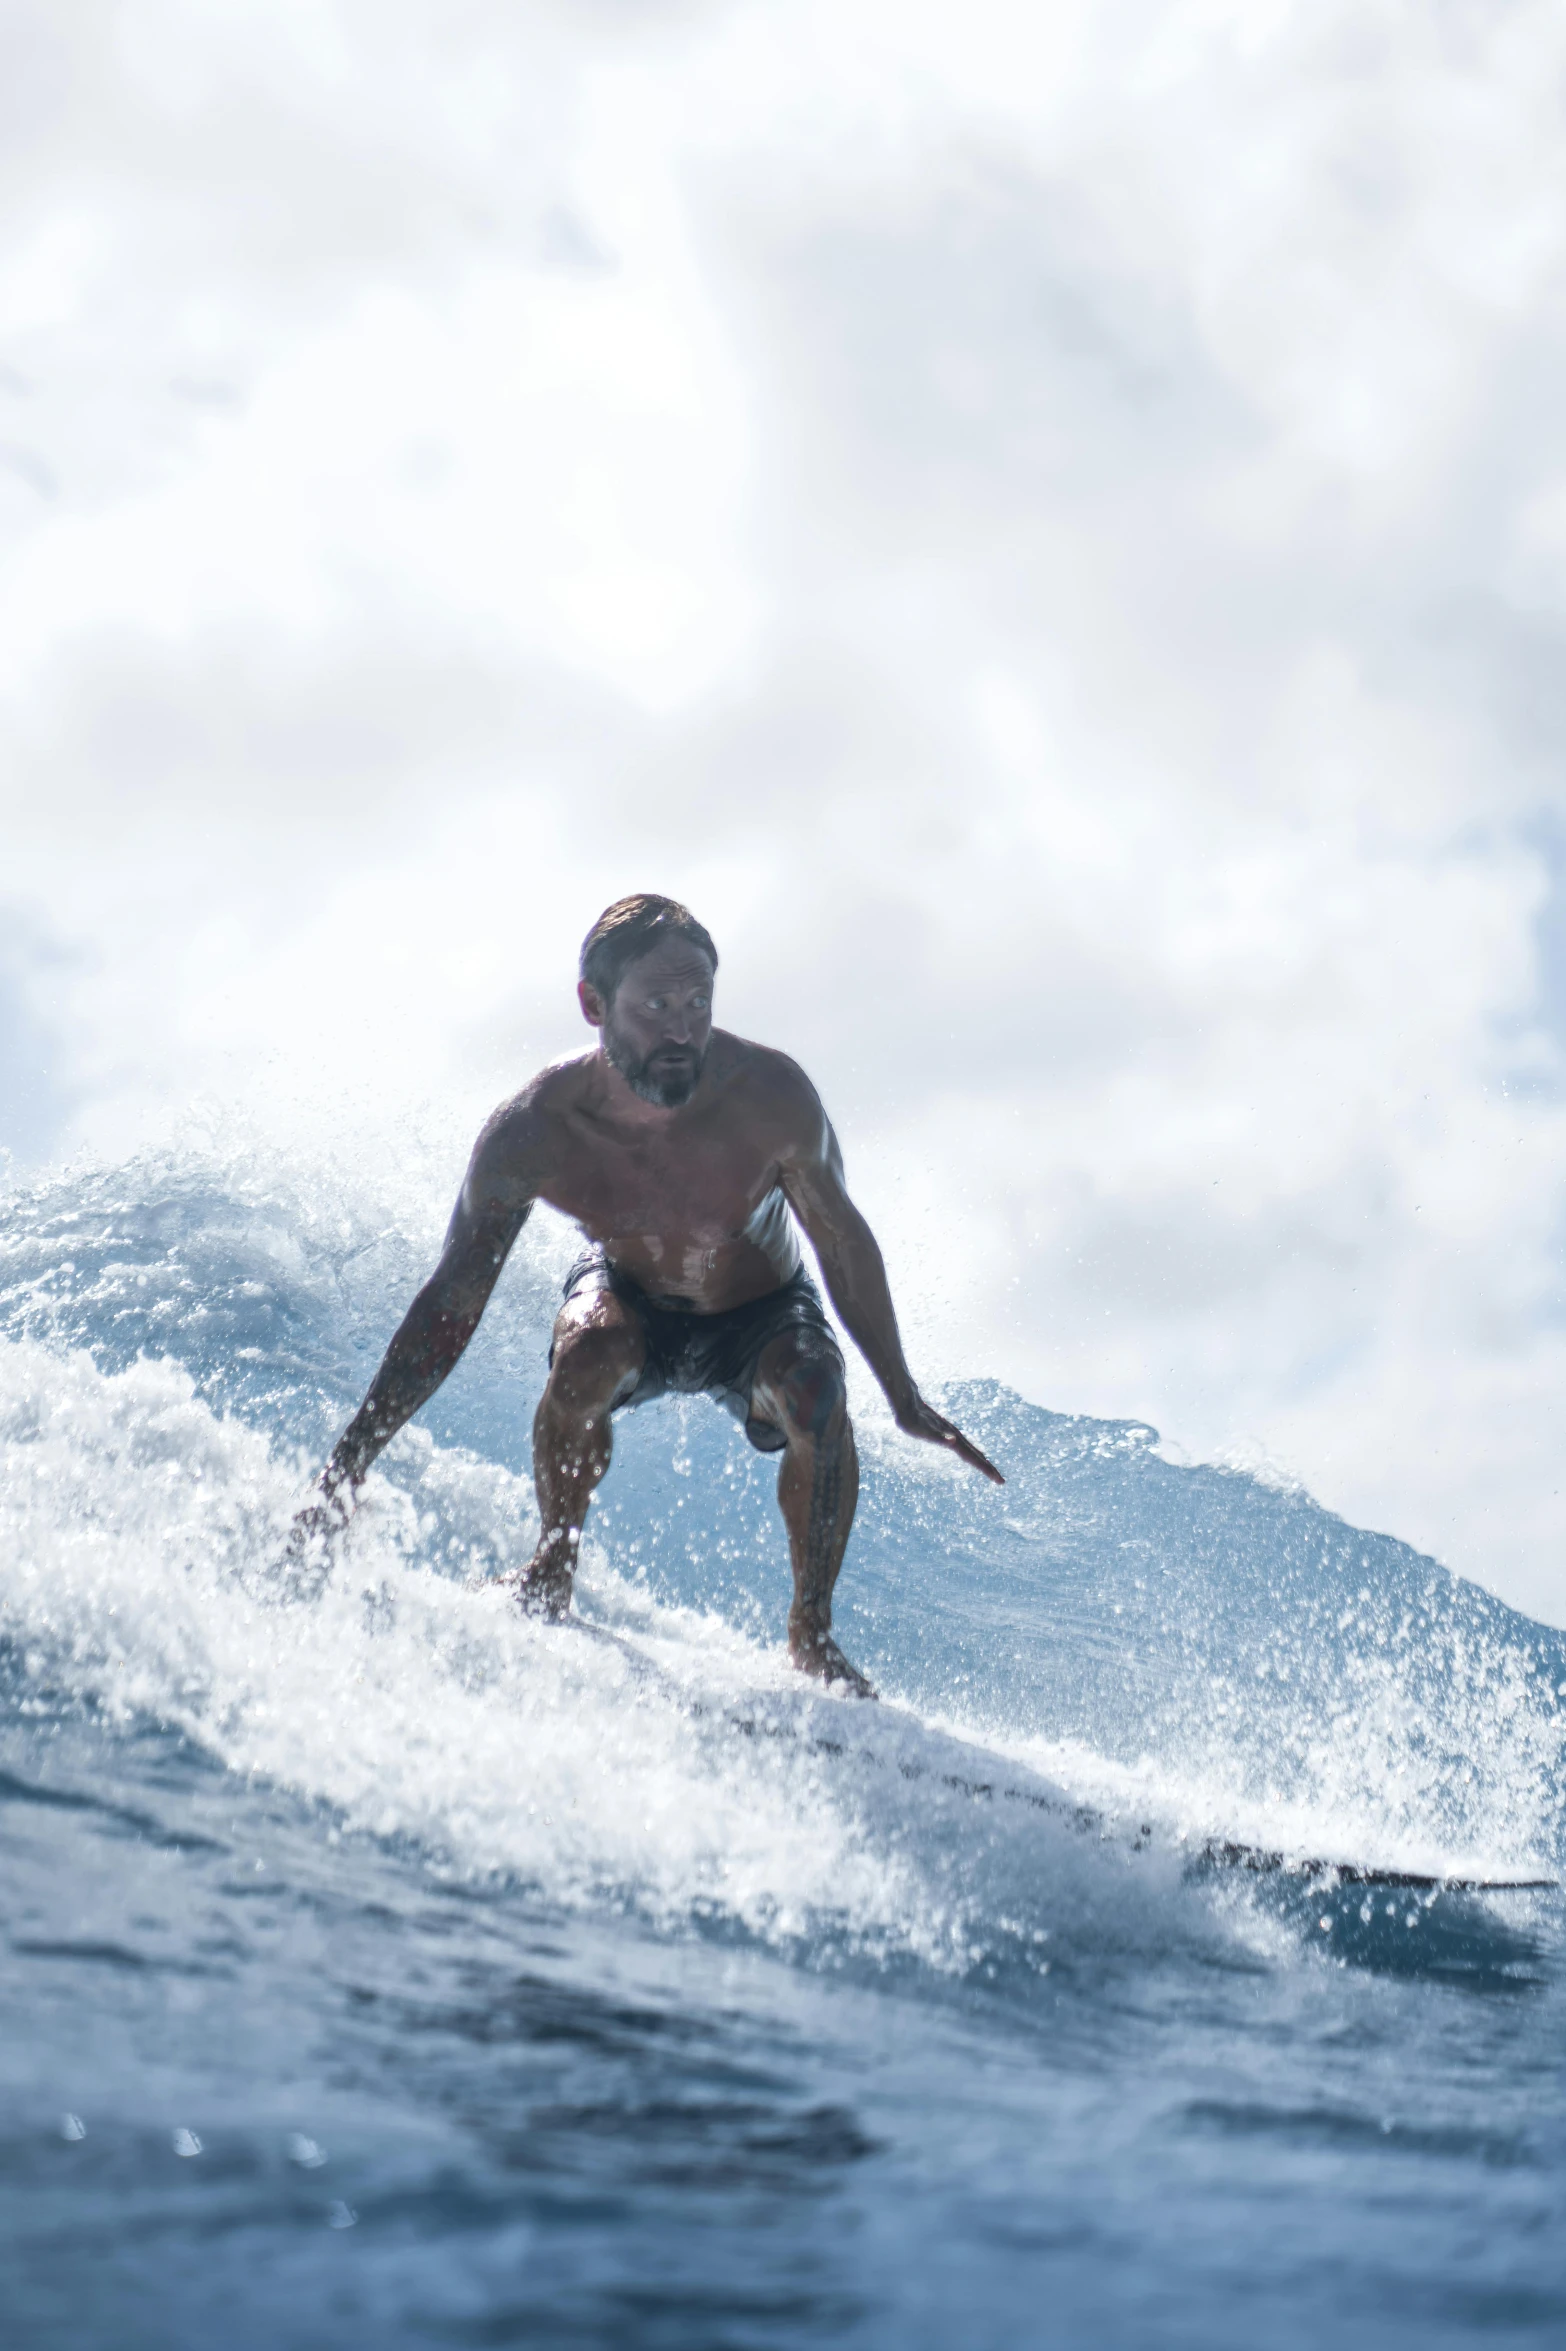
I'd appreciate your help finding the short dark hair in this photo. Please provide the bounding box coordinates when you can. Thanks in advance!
[578,894,718,1004]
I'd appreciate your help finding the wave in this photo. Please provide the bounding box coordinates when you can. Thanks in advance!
[1,1141,1562,1989]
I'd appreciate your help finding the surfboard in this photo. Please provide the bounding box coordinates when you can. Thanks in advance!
[562,1615,1559,1895]
[729,1706,1554,1891]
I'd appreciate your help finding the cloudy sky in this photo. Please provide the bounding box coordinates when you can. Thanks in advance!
[5,0,1566,1620]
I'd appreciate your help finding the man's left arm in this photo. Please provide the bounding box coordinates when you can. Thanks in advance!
[780,1108,1004,1484]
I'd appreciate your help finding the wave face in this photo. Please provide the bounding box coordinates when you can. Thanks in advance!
[3,1143,1564,2350]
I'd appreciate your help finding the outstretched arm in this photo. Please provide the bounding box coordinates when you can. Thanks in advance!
[779,1107,1004,1485]
[299,1110,538,1539]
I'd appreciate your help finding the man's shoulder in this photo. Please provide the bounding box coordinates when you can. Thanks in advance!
[475,1055,593,1160]
[711,1033,823,1125]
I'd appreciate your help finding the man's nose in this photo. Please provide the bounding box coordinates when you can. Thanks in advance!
[662,1008,693,1043]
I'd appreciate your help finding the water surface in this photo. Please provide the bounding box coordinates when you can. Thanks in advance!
[3,1146,1563,2346]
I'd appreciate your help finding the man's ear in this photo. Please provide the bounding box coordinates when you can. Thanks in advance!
[578,978,606,1029]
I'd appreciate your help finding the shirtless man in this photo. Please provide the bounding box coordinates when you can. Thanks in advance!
[291,894,1003,1696]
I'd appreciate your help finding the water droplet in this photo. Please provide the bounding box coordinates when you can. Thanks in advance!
[172,2128,202,2158]
[287,2133,327,2169]
[327,2200,357,2229]
[60,2114,86,2142]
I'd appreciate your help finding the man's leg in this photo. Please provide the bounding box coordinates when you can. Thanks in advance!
[503,1292,645,1618]
[750,1332,872,1698]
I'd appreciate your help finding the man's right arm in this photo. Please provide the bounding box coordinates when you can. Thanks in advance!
[304,1105,541,1529]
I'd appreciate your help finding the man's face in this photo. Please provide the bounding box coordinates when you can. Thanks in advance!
[586,935,715,1108]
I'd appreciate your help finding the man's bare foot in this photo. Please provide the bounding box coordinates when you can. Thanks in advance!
[498,1536,575,1621]
[790,1627,877,1700]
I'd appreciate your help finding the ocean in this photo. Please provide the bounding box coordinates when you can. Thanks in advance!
[2,1140,1563,2347]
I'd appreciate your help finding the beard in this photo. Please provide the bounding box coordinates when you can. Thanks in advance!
[603,1018,706,1108]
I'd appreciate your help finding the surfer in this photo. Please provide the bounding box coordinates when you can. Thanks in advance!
[288,894,1003,1695]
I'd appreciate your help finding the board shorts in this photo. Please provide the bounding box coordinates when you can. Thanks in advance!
[553,1251,844,1454]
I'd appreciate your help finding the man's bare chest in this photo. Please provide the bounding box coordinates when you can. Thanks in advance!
[538,1120,781,1242]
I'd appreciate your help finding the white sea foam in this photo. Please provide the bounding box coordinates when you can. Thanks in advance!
[2,1141,1562,1982]
[0,1334,1198,1978]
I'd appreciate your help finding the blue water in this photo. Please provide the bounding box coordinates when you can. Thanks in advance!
[3,1142,1564,2347]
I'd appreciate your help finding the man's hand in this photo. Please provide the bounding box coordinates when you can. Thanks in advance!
[894,1391,1005,1484]
[280,1474,356,1590]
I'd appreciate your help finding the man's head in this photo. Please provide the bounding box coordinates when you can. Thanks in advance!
[578,894,718,1108]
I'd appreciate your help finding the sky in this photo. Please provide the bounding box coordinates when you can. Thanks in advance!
[5,0,1566,1621]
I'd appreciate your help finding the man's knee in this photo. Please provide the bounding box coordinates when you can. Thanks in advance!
[772,1346,848,1442]
[546,1314,642,1411]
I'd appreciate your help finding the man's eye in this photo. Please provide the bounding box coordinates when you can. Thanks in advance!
[692,996,709,1011]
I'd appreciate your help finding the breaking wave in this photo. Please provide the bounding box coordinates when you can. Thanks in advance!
[2,1138,1562,1989]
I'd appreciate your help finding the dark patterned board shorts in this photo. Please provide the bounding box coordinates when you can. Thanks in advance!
[553,1251,844,1454]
